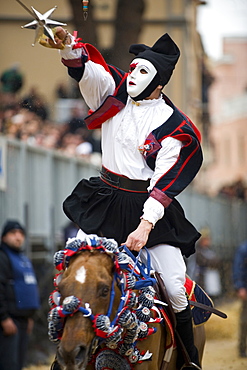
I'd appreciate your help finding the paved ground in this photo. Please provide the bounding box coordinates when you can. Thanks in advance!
[202,300,247,370]
[203,338,247,370]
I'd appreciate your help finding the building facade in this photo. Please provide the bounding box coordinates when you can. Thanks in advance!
[0,0,205,127]
[204,37,247,196]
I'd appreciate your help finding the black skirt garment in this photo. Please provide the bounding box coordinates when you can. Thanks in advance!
[63,176,200,258]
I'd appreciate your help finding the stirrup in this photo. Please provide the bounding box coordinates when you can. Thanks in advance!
[181,362,202,370]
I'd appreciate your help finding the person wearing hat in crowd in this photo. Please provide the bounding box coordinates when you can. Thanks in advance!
[44,28,203,369]
[0,220,40,370]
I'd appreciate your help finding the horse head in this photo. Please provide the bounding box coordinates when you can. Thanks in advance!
[58,250,117,369]
[48,236,123,370]
[48,236,162,370]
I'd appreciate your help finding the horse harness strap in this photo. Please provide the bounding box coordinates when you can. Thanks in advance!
[154,272,176,329]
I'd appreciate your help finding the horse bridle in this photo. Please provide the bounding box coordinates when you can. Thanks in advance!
[48,236,164,367]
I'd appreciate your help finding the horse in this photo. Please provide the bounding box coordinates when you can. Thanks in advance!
[48,236,206,370]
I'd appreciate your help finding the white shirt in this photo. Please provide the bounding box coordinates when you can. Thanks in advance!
[60,47,182,226]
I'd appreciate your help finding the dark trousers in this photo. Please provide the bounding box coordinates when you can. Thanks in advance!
[239,299,247,354]
[0,318,29,370]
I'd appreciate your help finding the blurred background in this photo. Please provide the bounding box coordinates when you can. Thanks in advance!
[0,0,246,368]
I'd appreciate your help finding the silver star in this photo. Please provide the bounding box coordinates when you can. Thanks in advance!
[17,0,67,46]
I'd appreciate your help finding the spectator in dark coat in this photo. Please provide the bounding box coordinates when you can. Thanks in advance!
[0,220,40,370]
[233,240,247,358]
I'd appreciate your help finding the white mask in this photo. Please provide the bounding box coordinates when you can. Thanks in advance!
[126,58,157,98]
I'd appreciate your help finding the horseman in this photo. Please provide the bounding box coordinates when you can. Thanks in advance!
[46,28,203,369]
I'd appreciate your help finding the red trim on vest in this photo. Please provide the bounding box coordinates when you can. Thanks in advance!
[113,73,128,96]
[83,43,111,73]
[85,73,128,127]
[161,143,199,192]
[85,96,125,129]
[177,108,201,142]
[110,64,126,79]
[157,120,192,145]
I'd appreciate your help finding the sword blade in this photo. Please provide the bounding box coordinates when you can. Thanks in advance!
[16,0,38,20]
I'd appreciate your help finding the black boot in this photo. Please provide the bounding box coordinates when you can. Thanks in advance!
[175,305,201,369]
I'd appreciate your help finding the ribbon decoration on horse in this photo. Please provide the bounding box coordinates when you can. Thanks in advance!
[48,235,225,370]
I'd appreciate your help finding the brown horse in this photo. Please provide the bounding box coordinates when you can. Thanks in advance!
[48,237,205,370]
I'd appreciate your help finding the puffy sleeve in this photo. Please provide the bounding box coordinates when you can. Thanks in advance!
[59,35,115,110]
[78,61,115,111]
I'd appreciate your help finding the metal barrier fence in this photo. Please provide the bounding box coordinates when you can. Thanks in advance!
[178,191,247,259]
[1,136,246,262]
[0,136,99,260]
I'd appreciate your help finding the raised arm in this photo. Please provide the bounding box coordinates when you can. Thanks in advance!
[43,27,116,110]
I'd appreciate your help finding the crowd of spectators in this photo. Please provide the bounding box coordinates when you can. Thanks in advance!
[1,66,246,200]
[0,73,101,165]
[218,179,247,202]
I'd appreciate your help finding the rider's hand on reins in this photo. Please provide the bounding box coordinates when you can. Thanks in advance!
[124,219,153,251]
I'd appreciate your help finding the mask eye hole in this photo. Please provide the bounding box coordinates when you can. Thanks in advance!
[140,68,148,74]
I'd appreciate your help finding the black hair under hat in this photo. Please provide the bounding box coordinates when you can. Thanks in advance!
[1,220,25,238]
[129,33,180,86]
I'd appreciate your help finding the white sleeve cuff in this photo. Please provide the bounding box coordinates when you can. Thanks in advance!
[59,35,83,60]
[142,196,165,226]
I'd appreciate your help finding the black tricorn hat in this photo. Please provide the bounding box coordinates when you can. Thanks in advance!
[129,33,180,86]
